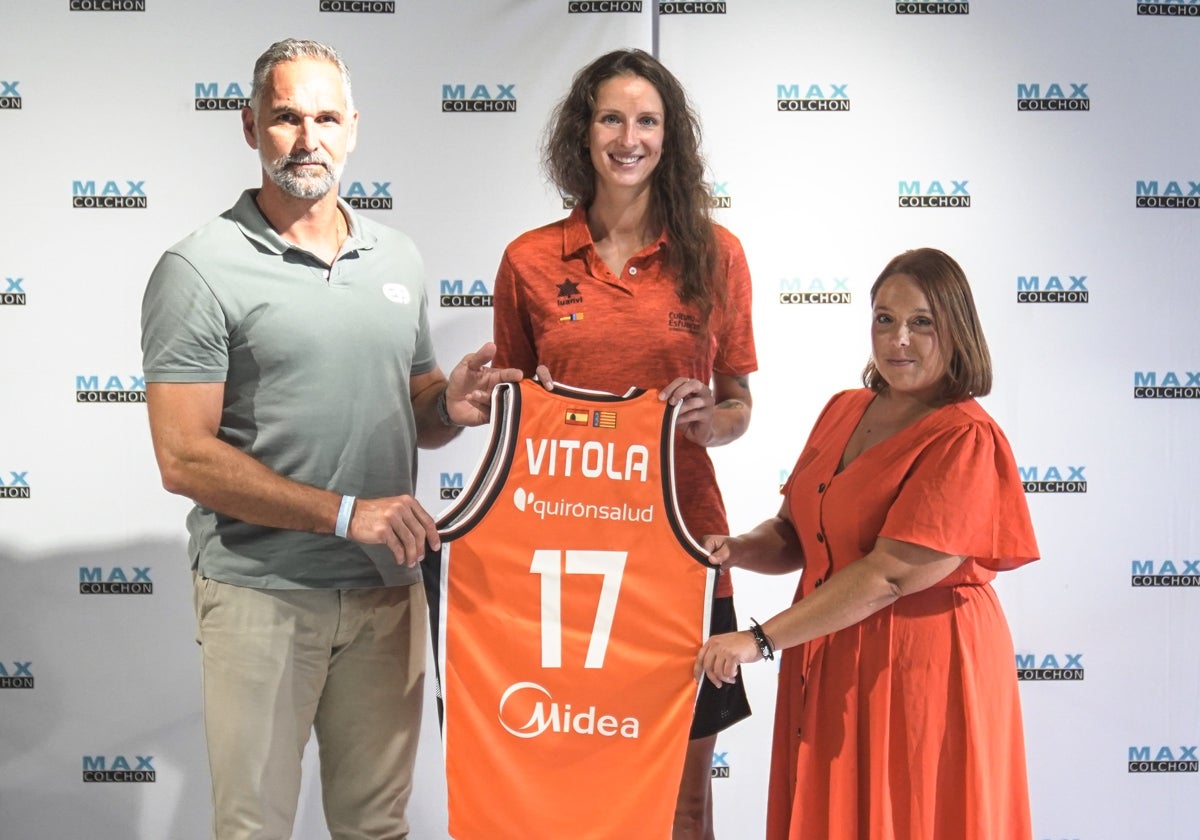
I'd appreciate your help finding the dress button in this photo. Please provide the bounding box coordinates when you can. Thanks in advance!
[815,577,824,588]
[816,533,824,543]
[818,483,826,493]
[628,266,638,275]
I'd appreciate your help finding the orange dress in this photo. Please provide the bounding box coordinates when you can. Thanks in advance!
[768,389,1039,840]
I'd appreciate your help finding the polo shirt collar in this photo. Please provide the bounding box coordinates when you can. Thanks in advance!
[230,188,375,255]
[561,203,669,260]
[562,204,593,258]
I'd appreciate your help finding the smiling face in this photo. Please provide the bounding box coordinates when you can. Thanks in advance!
[587,73,664,199]
[870,273,950,402]
[243,57,358,200]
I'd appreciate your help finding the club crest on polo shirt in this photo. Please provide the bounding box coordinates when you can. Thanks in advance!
[382,283,411,304]
[556,279,583,307]
[667,310,701,335]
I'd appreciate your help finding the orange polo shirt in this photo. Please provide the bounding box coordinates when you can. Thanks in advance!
[492,206,757,598]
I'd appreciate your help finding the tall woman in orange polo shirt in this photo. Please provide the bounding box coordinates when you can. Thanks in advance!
[696,248,1039,840]
[492,48,758,839]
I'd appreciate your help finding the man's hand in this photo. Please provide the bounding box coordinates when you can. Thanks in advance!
[444,341,524,426]
[347,495,440,567]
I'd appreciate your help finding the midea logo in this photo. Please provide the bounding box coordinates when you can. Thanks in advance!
[497,682,640,739]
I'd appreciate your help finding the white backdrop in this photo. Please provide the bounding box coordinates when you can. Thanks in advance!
[1,2,1198,839]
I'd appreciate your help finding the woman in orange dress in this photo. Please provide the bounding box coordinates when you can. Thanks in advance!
[695,247,1039,840]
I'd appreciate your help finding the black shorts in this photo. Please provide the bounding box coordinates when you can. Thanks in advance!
[689,595,752,739]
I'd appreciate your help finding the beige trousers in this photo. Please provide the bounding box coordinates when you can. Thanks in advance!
[192,574,426,840]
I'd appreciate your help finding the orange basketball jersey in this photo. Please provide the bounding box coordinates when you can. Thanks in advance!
[424,379,717,840]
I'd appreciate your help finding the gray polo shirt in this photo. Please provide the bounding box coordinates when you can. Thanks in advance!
[141,189,434,589]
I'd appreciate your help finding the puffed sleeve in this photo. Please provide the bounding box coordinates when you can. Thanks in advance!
[878,416,1039,571]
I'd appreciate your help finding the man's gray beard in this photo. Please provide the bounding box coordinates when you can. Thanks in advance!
[262,151,345,199]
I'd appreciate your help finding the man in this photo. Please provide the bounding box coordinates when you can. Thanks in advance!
[141,39,519,839]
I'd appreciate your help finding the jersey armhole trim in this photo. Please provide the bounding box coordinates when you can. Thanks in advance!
[435,381,520,540]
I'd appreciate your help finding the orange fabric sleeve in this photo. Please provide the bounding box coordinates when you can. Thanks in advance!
[491,248,537,375]
[878,420,1040,571]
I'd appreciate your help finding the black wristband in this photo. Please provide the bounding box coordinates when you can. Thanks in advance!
[748,617,774,661]
[436,388,464,428]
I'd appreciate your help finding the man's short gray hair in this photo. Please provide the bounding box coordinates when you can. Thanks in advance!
[249,38,354,114]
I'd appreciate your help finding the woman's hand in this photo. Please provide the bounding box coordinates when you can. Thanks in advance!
[694,631,762,687]
[660,376,716,445]
[534,364,556,391]
[701,534,739,569]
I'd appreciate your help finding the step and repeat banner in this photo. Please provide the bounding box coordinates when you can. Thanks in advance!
[1,2,1197,839]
